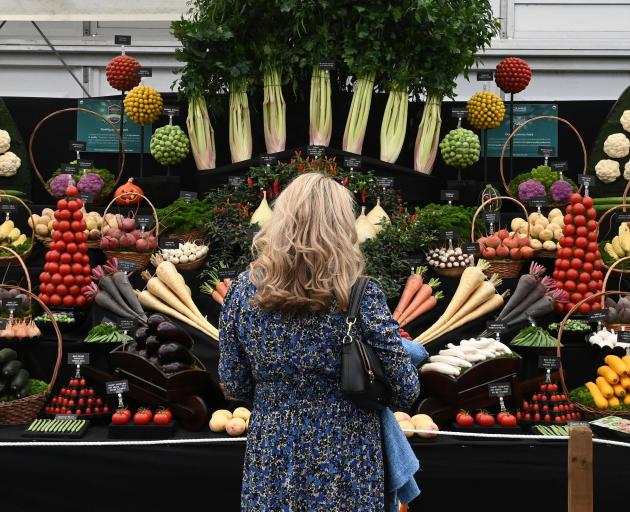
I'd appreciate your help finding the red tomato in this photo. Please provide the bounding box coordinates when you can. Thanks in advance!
[62,231,75,243]
[563,224,576,236]
[57,199,68,210]
[56,210,71,221]
[575,226,588,237]
[592,270,603,280]
[575,237,588,249]
[133,409,153,425]
[534,412,541,422]
[587,232,598,242]
[573,215,586,226]
[559,259,570,271]
[56,284,68,296]
[50,272,62,285]
[112,409,131,425]
[573,248,585,260]
[544,414,552,422]
[566,268,579,281]
[74,232,87,244]
[153,409,173,425]
[59,264,71,276]
[561,236,574,248]
[62,295,75,307]
[66,185,78,197]
[39,271,51,283]
[564,214,573,225]
[77,242,89,254]
[60,253,72,264]
[52,231,62,241]
[552,270,559,280]
[72,252,83,263]
[69,285,80,296]
[578,302,591,314]
[83,264,91,275]
[570,193,582,204]
[595,250,601,258]
[556,270,566,281]
[570,292,583,303]
[582,196,593,208]
[477,413,495,427]
[560,247,573,259]
[75,275,84,286]
[576,283,588,294]
[70,221,83,232]
[586,220,598,231]
[52,240,65,252]
[58,220,70,232]
[572,203,586,215]
[75,295,86,307]
[49,294,62,306]
[52,220,59,231]
[47,250,60,262]
[571,258,583,270]
[586,208,597,219]
[587,242,598,253]
[72,210,83,221]
[66,242,78,253]
[71,263,83,275]
[591,301,602,310]
[456,411,474,427]
[582,262,593,273]
[579,272,590,283]
[584,252,596,263]
[82,255,90,265]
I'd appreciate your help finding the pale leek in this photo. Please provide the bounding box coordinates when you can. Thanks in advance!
[229,83,252,163]
[262,66,286,153]
[186,94,216,171]
[309,66,332,147]
[342,72,376,155]
[414,94,442,174]
[380,87,408,163]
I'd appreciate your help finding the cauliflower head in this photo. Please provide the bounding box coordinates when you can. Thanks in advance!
[624,160,630,180]
[50,174,76,197]
[595,159,621,184]
[0,130,10,154]
[517,179,546,202]
[0,151,20,177]
[621,110,630,133]
[77,173,105,195]
[550,179,574,203]
[603,133,630,159]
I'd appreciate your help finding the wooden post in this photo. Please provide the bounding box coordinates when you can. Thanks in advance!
[568,425,593,512]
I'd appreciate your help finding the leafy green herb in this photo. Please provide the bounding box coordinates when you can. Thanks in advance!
[571,385,630,411]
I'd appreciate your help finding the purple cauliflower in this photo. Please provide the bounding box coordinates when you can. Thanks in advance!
[517,179,546,202]
[77,173,105,195]
[550,179,573,203]
[50,174,76,198]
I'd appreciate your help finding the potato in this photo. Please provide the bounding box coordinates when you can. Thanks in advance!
[539,228,554,241]
[548,208,563,219]
[530,224,543,238]
[418,422,439,439]
[42,208,54,217]
[393,411,411,423]
[510,218,525,231]
[528,212,543,223]
[86,219,98,231]
[39,215,50,225]
[212,409,233,420]
[28,214,39,228]
[209,415,228,433]
[410,414,433,429]
[543,240,557,251]
[226,418,247,436]
[89,228,101,240]
[549,217,564,227]
[35,224,49,237]
[398,420,415,438]
[537,217,549,228]
[553,229,563,241]
[233,407,251,422]
[530,239,543,250]
[517,225,528,235]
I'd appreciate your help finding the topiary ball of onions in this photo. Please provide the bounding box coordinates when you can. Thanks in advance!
[150,125,190,165]
[467,91,506,130]
[439,128,481,168]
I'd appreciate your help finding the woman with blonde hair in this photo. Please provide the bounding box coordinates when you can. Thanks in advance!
[219,172,420,511]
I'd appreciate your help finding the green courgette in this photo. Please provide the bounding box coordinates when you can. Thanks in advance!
[10,369,29,392]
[2,360,22,379]
[0,379,8,395]
[15,381,31,398]
[0,348,17,365]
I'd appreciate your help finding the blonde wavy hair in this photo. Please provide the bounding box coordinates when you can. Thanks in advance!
[249,172,365,314]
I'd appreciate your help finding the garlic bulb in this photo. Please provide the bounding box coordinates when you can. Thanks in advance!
[251,191,273,228]
[366,197,390,233]
[356,206,377,244]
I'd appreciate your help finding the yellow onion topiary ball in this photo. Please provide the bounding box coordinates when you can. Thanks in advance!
[466,91,505,129]
[123,84,164,125]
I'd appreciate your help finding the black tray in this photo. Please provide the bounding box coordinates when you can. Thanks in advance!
[108,420,175,439]
[450,423,522,434]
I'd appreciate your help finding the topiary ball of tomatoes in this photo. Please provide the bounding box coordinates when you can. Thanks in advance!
[495,57,532,94]
[106,54,141,92]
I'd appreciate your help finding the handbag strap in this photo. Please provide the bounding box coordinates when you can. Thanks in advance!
[342,276,370,345]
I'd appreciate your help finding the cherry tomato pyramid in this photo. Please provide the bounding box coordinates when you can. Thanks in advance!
[44,375,109,417]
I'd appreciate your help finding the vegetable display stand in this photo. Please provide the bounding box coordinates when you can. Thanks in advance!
[471,195,531,278]
[499,115,588,207]
[598,203,630,275]
[28,107,126,204]
[0,286,62,425]
[0,194,35,266]
[600,256,630,329]
[101,192,159,271]
[557,290,630,420]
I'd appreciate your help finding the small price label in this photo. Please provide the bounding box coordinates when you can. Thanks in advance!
[117,260,136,272]
[538,355,560,370]
[259,154,277,166]
[117,318,136,331]
[159,238,179,249]
[375,177,394,189]
[550,161,568,173]
[306,145,325,158]
[68,353,90,366]
[486,321,507,333]
[588,310,608,322]
[462,243,480,255]
[55,414,78,421]
[106,380,129,395]
[568,420,590,428]
[617,330,630,343]
[406,257,425,269]
[483,212,499,224]
[344,156,362,169]
[538,146,555,157]
[136,67,153,77]
[528,197,547,208]
[318,60,335,71]
[136,215,153,229]
[579,175,595,188]
[163,106,180,117]
[1,298,21,310]
[179,190,198,202]
[217,268,239,280]
[477,70,494,81]
[616,213,630,223]
[60,163,77,174]
[77,159,94,170]
[228,176,245,189]
[488,381,512,397]
[440,190,459,201]
[441,229,458,241]
[0,203,17,212]
[114,35,132,45]
[69,140,86,152]
[451,107,468,119]
[78,193,94,204]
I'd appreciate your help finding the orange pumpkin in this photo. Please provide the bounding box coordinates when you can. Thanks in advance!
[114,177,143,205]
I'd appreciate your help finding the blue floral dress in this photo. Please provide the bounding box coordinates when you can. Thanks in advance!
[219,273,420,511]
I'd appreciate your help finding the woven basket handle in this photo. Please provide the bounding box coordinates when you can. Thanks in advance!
[596,203,629,242]
[471,195,530,241]
[0,193,35,257]
[600,256,630,308]
[102,192,160,238]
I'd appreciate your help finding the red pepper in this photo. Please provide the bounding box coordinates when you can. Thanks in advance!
[342,176,349,187]
[273,178,280,195]
[361,190,367,204]
[267,186,273,199]
[247,177,254,188]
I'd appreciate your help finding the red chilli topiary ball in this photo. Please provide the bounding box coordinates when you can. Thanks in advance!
[495,57,532,94]
[106,55,141,92]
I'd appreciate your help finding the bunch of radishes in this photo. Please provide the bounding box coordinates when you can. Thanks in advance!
[477,229,535,261]
[100,213,157,253]
[38,185,92,308]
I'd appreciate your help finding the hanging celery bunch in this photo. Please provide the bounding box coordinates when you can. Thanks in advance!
[187,94,216,170]
[229,81,253,162]
[412,0,499,174]
[262,66,286,153]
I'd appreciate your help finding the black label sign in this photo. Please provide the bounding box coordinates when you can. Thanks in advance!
[451,107,469,119]
[60,163,77,174]
[616,213,630,223]
[55,414,78,421]
[106,380,129,395]
[217,268,239,280]
[441,229,458,241]
[588,310,608,322]
[486,321,507,333]
[179,190,198,202]
[69,140,86,152]
[114,35,132,45]
[528,197,548,208]
[136,215,153,229]
[306,145,325,158]
[0,203,17,212]
[117,260,136,272]
[440,190,460,201]
[318,60,335,71]
[159,238,179,250]
[68,353,90,365]
[477,70,494,81]
[406,257,426,269]
[579,175,595,188]
[462,243,480,255]
[538,355,560,370]
[228,176,245,189]
[344,156,362,169]
[538,146,555,156]
[1,298,21,310]
[163,106,180,117]
[550,161,568,173]
[617,330,630,343]
[117,318,136,331]
[488,381,512,397]
[78,193,94,205]
[259,154,277,166]
[375,177,394,189]
[483,212,499,224]
[136,67,152,77]
[77,159,93,170]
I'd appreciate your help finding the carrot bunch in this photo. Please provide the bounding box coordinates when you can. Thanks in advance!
[200,272,232,306]
[393,266,443,328]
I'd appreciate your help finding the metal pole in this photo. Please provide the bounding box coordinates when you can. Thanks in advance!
[31,22,91,97]
[140,125,145,177]
[118,92,125,175]
[509,92,514,180]
[483,129,488,183]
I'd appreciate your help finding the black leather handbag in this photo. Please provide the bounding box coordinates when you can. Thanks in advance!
[341,276,391,410]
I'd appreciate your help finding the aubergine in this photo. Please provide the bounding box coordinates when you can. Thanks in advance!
[125,342,138,353]
[148,356,159,366]
[147,314,168,333]
[157,342,194,365]
[137,349,147,359]
[156,321,193,349]
[161,361,192,374]
[145,335,161,357]
[134,326,150,348]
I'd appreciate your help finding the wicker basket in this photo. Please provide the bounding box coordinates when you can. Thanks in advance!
[0,194,35,267]
[101,192,159,271]
[432,266,467,278]
[597,204,630,276]
[499,115,588,206]
[0,286,62,425]
[557,290,630,420]
[536,249,558,259]
[36,235,100,250]
[0,248,33,331]
[175,228,207,244]
[174,253,209,271]
[28,107,125,202]
[471,195,531,278]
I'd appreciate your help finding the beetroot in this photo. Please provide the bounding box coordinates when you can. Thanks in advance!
[121,217,136,232]
[131,229,143,239]
[136,238,149,252]
[106,228,123,239]
[147,236,158,250]
[119,233,136,248]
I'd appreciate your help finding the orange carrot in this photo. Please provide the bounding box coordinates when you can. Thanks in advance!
[400,291,443,328]
[223,278,232,289]
[398,278,440,326]
[212,290,224,305]
[392,266,426,321]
